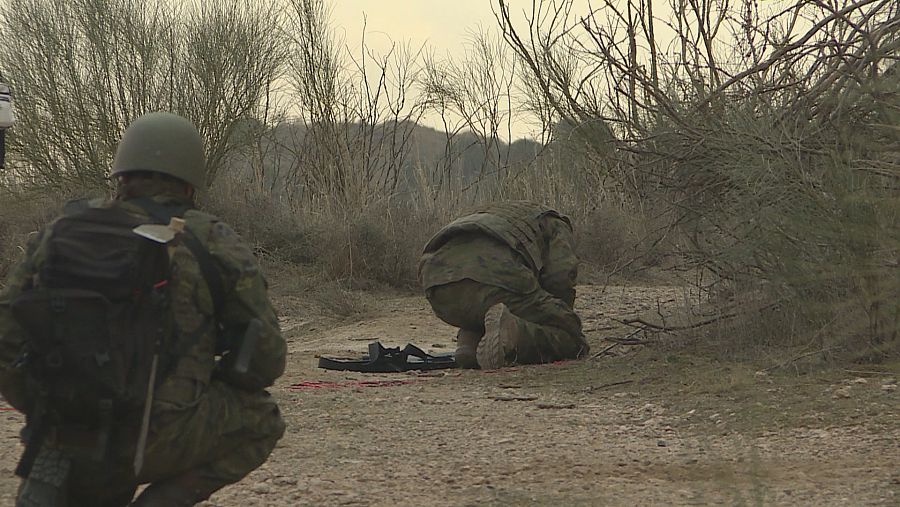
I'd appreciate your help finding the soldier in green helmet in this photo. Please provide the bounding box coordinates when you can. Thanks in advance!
[0,112,286,506]
[419,201,589,369]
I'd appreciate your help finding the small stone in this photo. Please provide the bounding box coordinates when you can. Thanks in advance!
[250,483,272,495]
[850,377,868,384]
[274,477,298,486]
[657,439,667,447]
[832,387,852,399]
[881,384,897,392]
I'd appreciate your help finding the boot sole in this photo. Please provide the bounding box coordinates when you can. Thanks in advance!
[476,304,511,369]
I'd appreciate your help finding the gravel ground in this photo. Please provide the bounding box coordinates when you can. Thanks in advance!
[2,284,898,506]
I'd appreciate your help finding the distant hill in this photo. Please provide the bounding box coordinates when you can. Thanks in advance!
[221,120,544,200]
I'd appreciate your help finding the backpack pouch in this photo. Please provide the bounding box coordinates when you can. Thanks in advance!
[11,288,126,424]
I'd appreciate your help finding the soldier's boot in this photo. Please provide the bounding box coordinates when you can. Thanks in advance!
[476,304,523,369]
[129,470,215,507]
[455,329,483,369]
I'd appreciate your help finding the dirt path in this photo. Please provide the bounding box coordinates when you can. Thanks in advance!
[1,285,898,506]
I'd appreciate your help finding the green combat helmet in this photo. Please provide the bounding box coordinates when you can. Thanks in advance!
[111,112,206,189]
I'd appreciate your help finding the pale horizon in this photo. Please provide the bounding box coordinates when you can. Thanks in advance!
[330,1,558,141]
[325,0,744,141]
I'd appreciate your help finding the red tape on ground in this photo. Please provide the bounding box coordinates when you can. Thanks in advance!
[1,397,16,411]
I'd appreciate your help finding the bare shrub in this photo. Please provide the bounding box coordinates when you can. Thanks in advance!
[203,174,318,265]
[281,0,425,208]
[420,28,518,186]
[310,280,373,319]
[497,0,900,360]
[574,202,660,277]
[305,201,444,288]
[0,189,84,280]
[207,171,443,289]
[0,0,285,191]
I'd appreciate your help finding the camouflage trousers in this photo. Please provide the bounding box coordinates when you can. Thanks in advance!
[16,381,285,507]
[425,278,588,364]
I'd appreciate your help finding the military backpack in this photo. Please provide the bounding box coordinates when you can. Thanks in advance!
[9,199,223,475]
[12,203,177,424]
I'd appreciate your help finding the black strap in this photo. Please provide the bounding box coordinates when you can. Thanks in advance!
[178,231,226,315]
[130,198,226,315]
[15,397,47,478]
[317,342,457,372]
[401,343,438,361]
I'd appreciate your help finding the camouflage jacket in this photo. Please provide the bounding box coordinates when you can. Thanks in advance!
[419,201,578,302]
[0,194,286,416]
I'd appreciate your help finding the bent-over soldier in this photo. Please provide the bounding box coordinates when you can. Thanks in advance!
[419,201,588,369]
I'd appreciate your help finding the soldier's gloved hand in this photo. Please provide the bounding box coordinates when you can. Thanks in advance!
[539,270,577,308]
[214,353,268,392]
[559,287,576,308]
[214,328,240,356]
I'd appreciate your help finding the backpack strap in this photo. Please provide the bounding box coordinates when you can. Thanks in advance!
[178,231,226,316]
[129,198,226,315]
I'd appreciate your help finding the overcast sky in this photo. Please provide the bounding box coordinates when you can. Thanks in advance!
[325,1,695,139]
[321,1,786,139]
[327,1,600,140]
[328,0,683,61]
[331,1,524,56]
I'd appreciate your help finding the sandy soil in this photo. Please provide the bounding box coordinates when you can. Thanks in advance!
[1,284,898,506]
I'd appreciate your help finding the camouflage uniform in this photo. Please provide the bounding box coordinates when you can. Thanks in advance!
[419,201,588,367]
[0,192,286,506]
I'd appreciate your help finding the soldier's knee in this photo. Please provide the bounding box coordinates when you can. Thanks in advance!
[240,390,285,444]
[261,402,286,445]
[425,283,472,328]
[220,390,285,474]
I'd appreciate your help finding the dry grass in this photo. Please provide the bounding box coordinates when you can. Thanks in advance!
[206,176,450,289]
[0,190,71,280]
[574,201,671,282]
